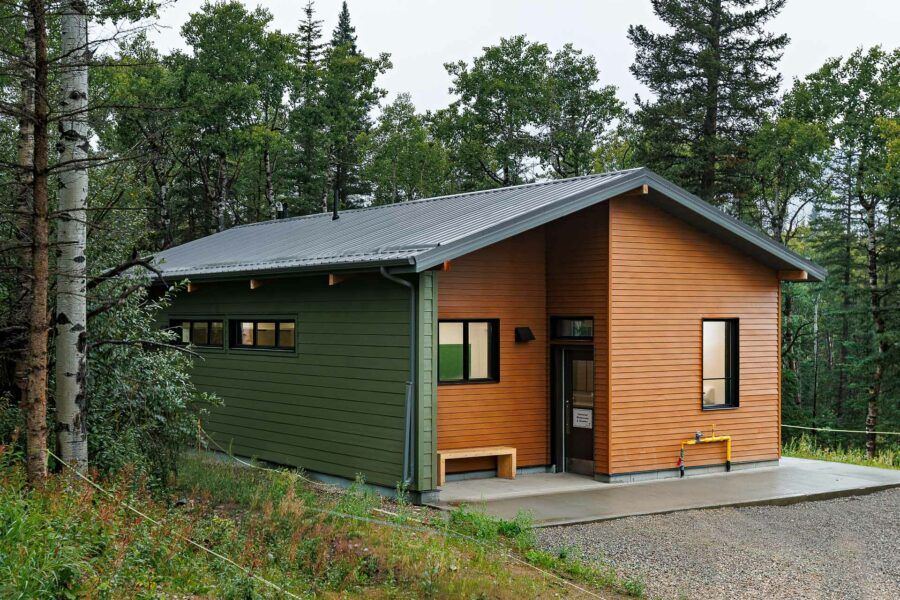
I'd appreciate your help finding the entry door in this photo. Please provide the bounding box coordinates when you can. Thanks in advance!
[555,347,595,475]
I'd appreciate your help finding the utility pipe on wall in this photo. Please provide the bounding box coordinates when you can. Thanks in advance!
[379,267,416,486]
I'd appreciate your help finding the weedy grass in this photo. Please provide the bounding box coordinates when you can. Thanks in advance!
[1,448,638,599]
[783,434,900,470]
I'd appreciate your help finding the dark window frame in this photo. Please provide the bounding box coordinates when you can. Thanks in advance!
[550,316,594,340]
[170,319,224,348]
[230,319,296,350]
[438,319,500,384]
[701,318,739,410]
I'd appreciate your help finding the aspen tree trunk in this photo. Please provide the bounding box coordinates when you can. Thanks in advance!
[55,0,90,471]
[23,0,51,483]
[13,15,36,403]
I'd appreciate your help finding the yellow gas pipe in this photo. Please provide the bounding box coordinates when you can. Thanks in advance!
[678,424,731,477]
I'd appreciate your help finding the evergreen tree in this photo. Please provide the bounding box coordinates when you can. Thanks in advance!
[288,1,327,214]
[628,0,788,208]
[331,1,357,52]
[321,2,390,208]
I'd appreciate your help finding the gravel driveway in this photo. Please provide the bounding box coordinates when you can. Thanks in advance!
[537,488,900,600]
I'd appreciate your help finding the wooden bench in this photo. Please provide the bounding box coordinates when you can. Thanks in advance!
[436,446,516,487]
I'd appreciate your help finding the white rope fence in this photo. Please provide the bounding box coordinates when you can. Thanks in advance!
[46,433,612,600]
[782,424,900,436]
[46,449,306,600]
[198,428,610,599]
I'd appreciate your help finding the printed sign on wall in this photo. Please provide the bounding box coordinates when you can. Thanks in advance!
[572,408,592,429]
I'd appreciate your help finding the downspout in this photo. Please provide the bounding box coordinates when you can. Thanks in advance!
[379,266,415,486]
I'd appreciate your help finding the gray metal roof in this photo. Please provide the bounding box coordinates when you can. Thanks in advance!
[152,167,826,282]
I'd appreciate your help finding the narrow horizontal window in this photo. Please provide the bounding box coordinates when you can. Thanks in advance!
[438,319,499,384]
[551,317,593,340]
[170,319,224,348]
[702,319,739,409]
[231,319,296,350]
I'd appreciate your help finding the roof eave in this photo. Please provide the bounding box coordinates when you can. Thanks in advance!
[153,255,416,284]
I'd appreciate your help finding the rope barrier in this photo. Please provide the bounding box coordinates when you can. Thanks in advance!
[45,449,306,600]
[197,427,610,599]
[782,424,900,436]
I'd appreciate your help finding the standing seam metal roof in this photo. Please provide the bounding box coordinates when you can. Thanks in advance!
[152,167,826,281]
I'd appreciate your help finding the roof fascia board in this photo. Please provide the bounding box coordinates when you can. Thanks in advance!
[642,172,827,281]
[156,256,413,283]
[412,170,647,272]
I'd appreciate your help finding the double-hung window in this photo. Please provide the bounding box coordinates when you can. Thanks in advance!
[172,319,224,348]
[438,320,499,383]
[702,319,739,409]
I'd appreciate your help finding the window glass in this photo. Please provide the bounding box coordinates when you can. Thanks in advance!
[439,322,464,381]
[702,319,737,408]
[210,321,224,347]
[171,319,223,348]
[191,321,209,346]
[703,321,727,379]
[256,322,277,346]
[552,318,593,339]
[278,321,295,349]
[467,322,490,379]
[240,322,254,346]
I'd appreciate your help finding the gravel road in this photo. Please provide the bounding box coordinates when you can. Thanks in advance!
[536,488,900,600]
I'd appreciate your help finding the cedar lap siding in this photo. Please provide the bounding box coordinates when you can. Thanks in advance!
[155,169,821,492]
[437,193,780,477]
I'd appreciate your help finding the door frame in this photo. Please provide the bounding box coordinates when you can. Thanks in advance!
[551,344,595,474]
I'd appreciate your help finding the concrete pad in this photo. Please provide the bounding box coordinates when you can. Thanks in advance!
[431,458,900,527]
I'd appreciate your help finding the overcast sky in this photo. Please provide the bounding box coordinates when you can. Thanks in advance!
[149,0,900,111]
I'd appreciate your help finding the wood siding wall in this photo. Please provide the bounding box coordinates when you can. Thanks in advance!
[546,204,610,474]
[161,275,412,488]
[437,229,549,472]
[608,196,781,473]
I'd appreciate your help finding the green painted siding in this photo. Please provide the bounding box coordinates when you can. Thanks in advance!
[161,274,414,488]
[416,271,439,491]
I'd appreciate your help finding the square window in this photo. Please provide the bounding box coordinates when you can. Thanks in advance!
[256,322,277,347]
[438,320,498,383]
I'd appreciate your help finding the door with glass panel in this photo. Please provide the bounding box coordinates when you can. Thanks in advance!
[553,346,595,475]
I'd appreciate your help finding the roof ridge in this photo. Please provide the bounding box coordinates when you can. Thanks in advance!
[232,168,644,230]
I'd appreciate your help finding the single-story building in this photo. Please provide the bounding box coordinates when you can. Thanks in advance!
[153,168,824,502]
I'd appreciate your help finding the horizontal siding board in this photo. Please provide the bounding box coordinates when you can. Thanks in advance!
[160,276,408,488]
[608,197,779,474]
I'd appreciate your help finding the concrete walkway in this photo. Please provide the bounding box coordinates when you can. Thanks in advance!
[432,458,900,527]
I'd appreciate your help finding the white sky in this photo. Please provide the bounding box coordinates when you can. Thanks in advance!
[149,0,900,111]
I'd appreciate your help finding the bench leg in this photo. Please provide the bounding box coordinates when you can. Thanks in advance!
[497,453,516,480]
[437,456,446,487]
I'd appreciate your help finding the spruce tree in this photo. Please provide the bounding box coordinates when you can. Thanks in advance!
[331,1,357,52]
[321,1,390,208]
[628,0,788,207]
[289,1,328,214]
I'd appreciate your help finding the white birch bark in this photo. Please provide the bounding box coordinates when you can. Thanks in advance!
[55,0,90,471]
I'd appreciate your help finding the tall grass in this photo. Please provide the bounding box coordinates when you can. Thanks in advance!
[1,448,641,598]
[783,434,900,470]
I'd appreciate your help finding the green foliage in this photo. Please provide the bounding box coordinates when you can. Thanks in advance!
[0,452,639,598]
[361,94,450,204]
[628,0,789,205]
[783,434,900,470]
[86,282,219,486]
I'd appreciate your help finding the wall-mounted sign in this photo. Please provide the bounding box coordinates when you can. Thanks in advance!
[572,408,592,429]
